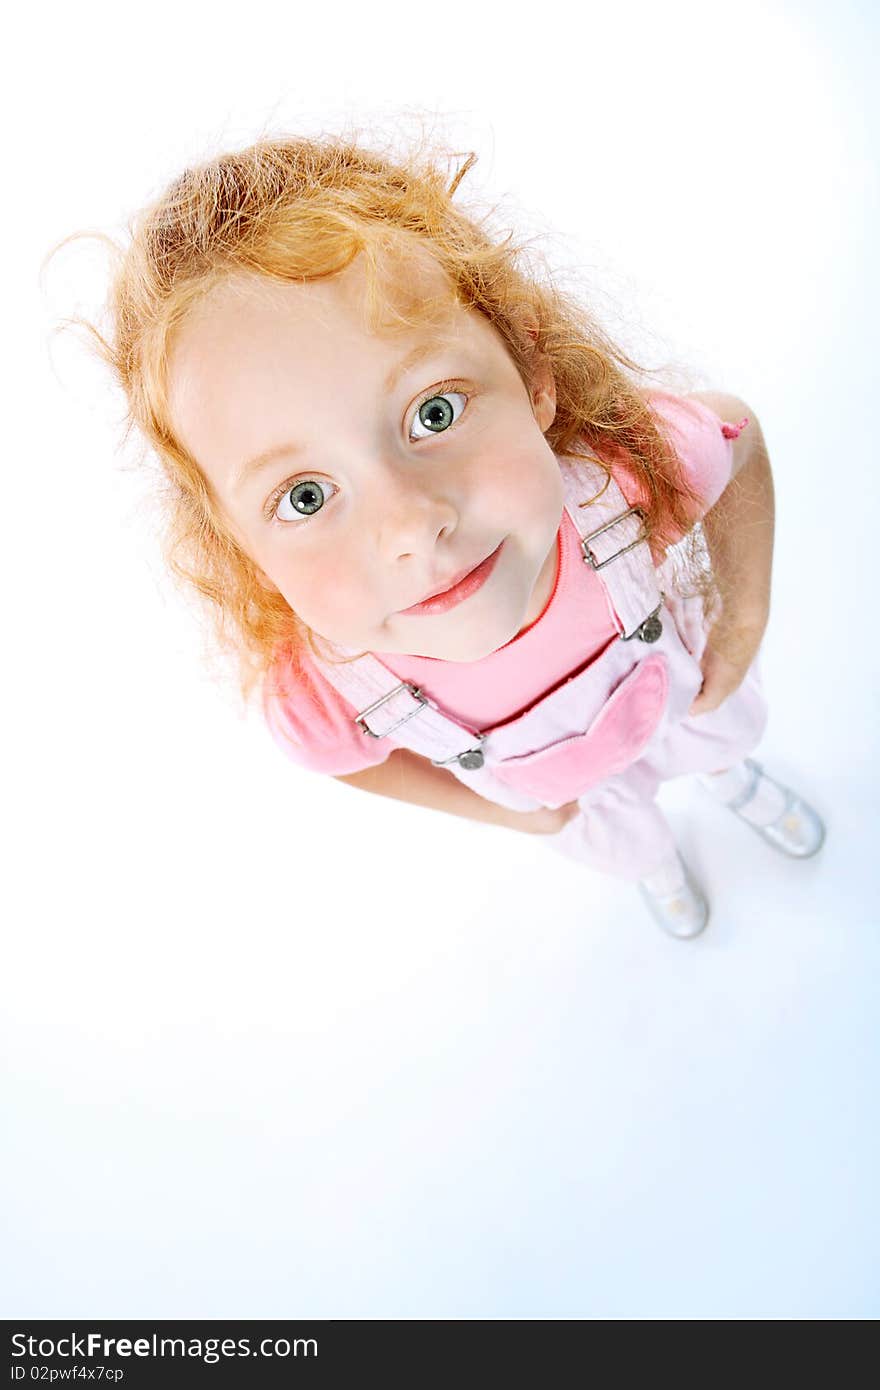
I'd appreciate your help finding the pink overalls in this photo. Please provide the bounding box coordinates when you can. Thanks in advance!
[310,445,768,883]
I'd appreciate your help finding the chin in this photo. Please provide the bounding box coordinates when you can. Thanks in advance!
[438,621,521,663]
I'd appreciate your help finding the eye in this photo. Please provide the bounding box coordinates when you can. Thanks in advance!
[409,389,468,440]
[270,476,338,523]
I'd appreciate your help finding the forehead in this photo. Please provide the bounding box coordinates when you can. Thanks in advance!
[176,242,463,356]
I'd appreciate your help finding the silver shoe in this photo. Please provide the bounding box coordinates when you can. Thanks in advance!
[701,757,826,858]
[637,851,710,939]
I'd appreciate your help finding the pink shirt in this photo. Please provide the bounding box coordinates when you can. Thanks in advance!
[263,392,744,775]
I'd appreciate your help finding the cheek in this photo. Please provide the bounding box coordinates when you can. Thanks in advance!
[480,448,563,530]
[278,553,367,628]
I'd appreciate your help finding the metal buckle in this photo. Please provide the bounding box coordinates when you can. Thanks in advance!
[431,734,487,771]
[621,601,664,642]
[581,507,649,572]
[355,681,428,738]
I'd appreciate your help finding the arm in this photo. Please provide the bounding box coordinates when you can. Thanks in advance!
[686,391,775,626]
[335,747,576,835]
[684,393,775,714]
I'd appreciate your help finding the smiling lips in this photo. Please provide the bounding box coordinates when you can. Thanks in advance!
[400,542,504,617]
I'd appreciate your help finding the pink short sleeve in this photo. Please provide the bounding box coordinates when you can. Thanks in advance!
[649,391,745,517]
[612,392,747,541]
[262,645,396,775]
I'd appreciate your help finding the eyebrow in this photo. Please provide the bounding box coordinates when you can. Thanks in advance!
[231,338,447,494]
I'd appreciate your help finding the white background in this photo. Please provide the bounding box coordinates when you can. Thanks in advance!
[4,0,878,1318]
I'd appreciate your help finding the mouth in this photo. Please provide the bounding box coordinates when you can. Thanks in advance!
[399,542,505,617]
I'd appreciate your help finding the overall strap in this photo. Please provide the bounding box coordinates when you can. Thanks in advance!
[559,451,663,641]
[310,647,488,767]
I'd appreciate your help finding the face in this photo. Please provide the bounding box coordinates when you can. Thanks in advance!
[166,251,564,662]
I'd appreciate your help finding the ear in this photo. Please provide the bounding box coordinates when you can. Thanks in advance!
[530,353,557,433]
[521,316,557,433]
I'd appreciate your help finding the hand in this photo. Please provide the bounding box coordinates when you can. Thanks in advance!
[507,799,581,835]
[689,612,767,716]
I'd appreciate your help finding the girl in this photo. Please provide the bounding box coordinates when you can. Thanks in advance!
[76,132,824,939]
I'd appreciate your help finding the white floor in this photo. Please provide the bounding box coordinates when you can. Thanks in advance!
[4,665,878,1316]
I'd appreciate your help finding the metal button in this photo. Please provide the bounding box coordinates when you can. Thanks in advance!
[638,614,663,643]
[458,749,485,770]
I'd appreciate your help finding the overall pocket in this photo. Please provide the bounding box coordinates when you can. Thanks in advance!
[492,653,670,806]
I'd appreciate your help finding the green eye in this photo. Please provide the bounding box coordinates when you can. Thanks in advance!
[410,391,467,440]
[418,396,454,432]
[288,481,326,514]
[272,477,337,523]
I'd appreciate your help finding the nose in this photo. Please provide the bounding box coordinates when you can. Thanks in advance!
[373,466,460,562]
